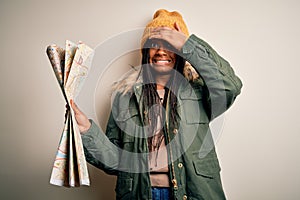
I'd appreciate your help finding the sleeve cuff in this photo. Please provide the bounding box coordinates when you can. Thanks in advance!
[181,34,208,60]
[81,119,104,144]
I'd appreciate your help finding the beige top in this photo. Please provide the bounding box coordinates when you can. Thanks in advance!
[149,89,170,187]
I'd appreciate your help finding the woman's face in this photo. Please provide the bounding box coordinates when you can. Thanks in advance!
[148,39,177,75]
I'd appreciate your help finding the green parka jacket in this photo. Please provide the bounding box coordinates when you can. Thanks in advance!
[82,34,243,200]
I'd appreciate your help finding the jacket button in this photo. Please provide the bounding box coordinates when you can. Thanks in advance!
[173,128,178,134]
[183,195,188,200]
[178,163,183,168]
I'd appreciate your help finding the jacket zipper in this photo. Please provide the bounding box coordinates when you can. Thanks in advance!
[165,89,178,190]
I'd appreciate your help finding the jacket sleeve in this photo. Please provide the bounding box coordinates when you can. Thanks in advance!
[81,112,121,175]
[181,34,243,120]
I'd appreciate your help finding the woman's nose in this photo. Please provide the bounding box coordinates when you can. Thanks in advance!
[155,48,168,56]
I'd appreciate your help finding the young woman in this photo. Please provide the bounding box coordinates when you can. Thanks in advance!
[71,9,242,200]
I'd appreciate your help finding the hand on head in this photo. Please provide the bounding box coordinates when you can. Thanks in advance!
[149,22,188,50]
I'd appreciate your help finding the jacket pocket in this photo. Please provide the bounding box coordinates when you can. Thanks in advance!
[116,107,141,139]
[180,93,209,124]
[115,177,133,199]
[192,154,221,178]
[115,107,139,123]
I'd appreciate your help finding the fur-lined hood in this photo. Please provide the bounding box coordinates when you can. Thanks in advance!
[112,62,203,95]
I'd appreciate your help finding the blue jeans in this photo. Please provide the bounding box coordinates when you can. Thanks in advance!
[151,187,171,200]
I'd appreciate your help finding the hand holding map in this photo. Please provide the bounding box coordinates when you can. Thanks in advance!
[46,40,94,187]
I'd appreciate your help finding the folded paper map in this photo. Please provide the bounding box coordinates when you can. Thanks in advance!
[46,40,94,187]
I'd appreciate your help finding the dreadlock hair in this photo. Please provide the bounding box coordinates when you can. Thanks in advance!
[141,40,186,152]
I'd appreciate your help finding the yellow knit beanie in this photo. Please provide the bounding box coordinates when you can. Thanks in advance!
[141,9,189,49]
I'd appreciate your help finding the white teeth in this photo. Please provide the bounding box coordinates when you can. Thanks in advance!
[155,60,170,64]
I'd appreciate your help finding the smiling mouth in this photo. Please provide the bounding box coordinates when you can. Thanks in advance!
[153,59,172,65]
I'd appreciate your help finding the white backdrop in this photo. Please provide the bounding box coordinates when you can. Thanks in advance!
[0,0,299,199]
